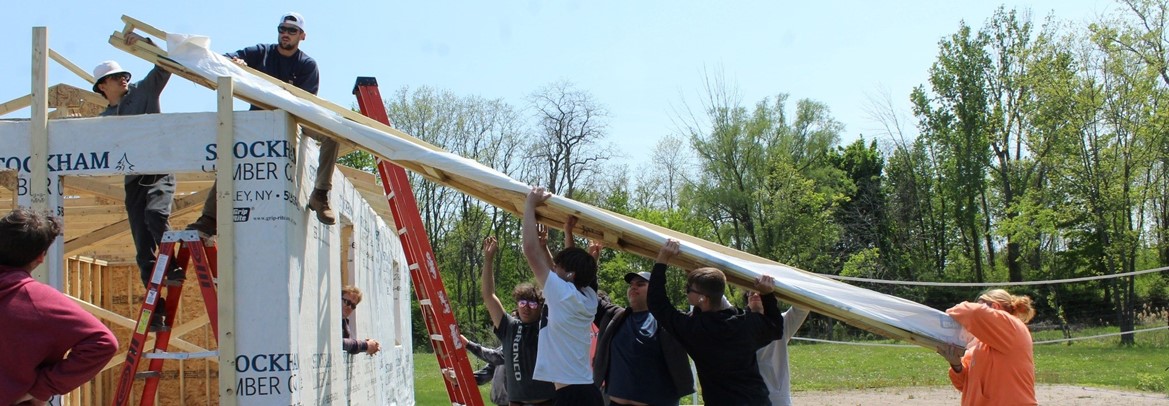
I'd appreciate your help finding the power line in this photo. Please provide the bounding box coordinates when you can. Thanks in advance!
[791,325,1169,347]
[818,266,1169,287]
[1032,325,1169,345]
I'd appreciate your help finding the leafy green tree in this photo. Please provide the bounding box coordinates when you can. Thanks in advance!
[912,20,994,282]
[829,139,889,277]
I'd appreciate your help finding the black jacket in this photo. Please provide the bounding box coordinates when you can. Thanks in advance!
[593,297,695,401]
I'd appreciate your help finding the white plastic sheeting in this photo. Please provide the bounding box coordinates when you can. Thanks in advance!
[163,33,970,350]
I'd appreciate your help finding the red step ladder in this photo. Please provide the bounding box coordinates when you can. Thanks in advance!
[112,231,219,406]
[354,77,482,406]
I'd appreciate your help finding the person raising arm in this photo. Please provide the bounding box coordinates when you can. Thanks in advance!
[520,187,603,405]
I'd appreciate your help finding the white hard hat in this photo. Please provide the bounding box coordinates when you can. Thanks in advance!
[92,61,131,93]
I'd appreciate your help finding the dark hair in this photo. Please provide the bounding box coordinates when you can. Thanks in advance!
[0,208,63,268]
[512,282,543,303]
[554,247,598,291]
[687,267,726,302]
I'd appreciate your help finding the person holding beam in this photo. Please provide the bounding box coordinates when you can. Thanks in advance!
[647,239,784,405]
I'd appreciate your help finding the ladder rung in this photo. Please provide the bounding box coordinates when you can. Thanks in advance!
[430,334,444,342]
[144,350,218,360]
[135,371,161,379]
[419,299,431,306]
[408,263,420,271]
[397,227,408,236]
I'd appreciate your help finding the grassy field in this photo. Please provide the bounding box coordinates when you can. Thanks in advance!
[414,326,1169,403]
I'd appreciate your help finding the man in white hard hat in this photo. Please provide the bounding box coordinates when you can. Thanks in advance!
[94,31,175,329]
[187,12,334,238]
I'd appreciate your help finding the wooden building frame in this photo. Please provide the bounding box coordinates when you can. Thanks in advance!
[3,26,408,406]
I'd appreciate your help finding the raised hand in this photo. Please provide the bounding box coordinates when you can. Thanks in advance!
[587,240,603,261]
[656,239,680,264]
[536,223,549,247]
[483,236,498,261]
[124,32,151,46]
[753,274,775,295]
[526,186,551,210]
[564,215,579,247]
[937,344,965,372]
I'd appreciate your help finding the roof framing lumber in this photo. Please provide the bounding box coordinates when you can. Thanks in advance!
[106,15,964,352]
[64,188,208,255]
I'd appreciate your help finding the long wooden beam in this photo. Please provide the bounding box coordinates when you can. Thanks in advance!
[0,94,31,117]
[1,84,108,118]
[63,177,126,201]
[69,296,215,372]
[110,16,441,153]
[49,48,96,84]
[106,16,961,352]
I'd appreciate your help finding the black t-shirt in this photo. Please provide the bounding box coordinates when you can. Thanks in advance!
[494,313,555,402]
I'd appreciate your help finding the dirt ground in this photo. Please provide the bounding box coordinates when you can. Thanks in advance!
[789,384,1168,405]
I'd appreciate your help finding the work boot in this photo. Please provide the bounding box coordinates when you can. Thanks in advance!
[148,297,169,332]
[185,214,217,240]
[307,188,336,225]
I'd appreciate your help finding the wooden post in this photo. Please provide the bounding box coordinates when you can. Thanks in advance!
[215,76,238,406]
[30,27,51,283]
[29,28,65,289]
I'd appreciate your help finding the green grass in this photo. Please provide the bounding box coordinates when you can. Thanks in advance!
[413,354,492,405]
[414,326,1169,401]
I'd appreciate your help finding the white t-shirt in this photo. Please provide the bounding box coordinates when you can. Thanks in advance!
[533,273,598,385]
[757,307,811,406]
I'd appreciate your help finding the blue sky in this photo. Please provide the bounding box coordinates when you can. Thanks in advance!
[4,1,1114,169]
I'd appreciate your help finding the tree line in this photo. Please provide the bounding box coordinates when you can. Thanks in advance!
[341,0,1169,348]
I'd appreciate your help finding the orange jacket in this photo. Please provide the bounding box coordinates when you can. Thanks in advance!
[946,301,1036,406]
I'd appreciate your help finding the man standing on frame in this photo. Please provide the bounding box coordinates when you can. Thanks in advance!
[94,31,175,328]
[187,12,336,238]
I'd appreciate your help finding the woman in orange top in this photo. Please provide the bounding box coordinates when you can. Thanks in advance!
[940,289,1037,406]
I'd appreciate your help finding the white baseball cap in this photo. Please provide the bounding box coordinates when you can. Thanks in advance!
[91,61,130,93]
[279,12,305,32]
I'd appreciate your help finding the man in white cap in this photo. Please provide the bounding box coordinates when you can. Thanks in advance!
[94,32,175,329]
[187,12,333,237]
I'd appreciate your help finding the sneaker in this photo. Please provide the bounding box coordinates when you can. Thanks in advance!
[307,188,337,225]
[185,215,217,239]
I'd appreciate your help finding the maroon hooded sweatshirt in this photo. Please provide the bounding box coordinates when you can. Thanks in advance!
[0,266,118,403]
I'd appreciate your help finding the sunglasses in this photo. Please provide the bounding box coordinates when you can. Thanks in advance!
[686,287,703,295]
[342,298,357,309]
[105,73,130,83]
[278,26,301,35]
[517,300,540,309]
